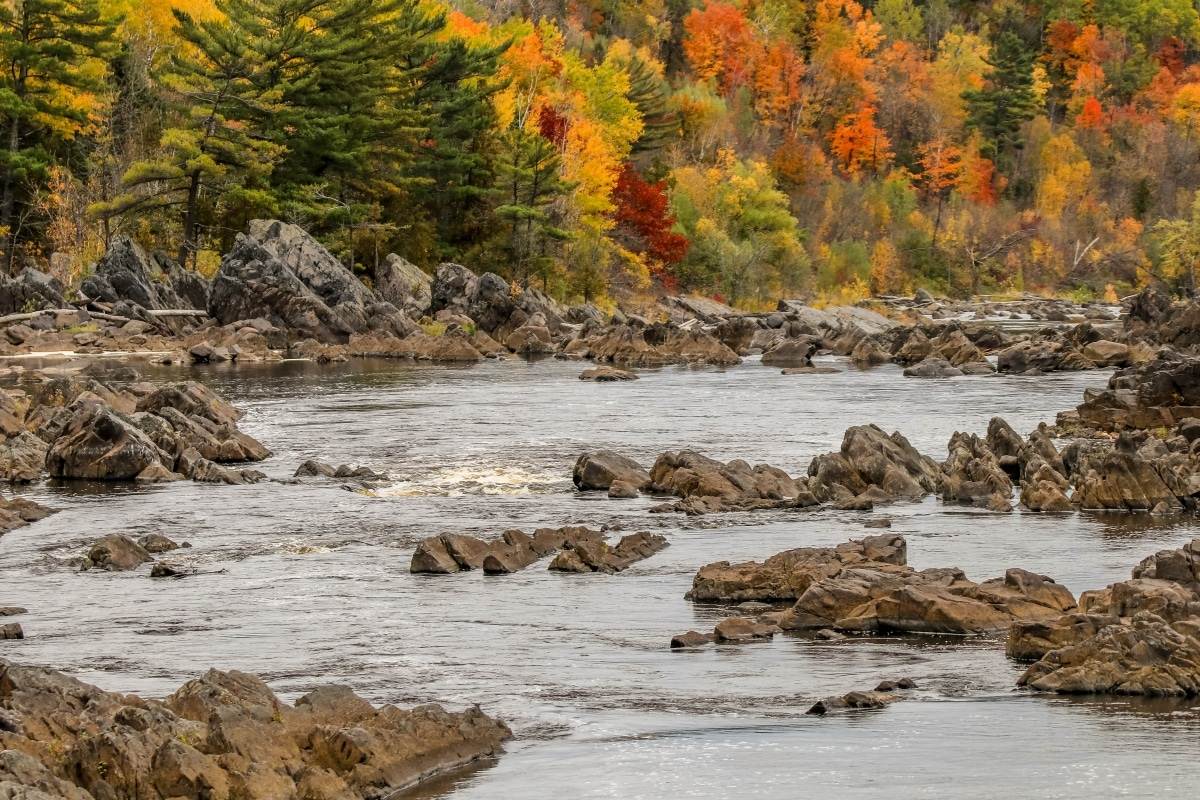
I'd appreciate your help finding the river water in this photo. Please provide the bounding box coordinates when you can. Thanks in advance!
[2,355,1198,798]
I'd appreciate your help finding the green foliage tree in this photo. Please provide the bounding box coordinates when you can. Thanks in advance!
[490,121,573,289]
[1154,189,1200,293]
[963,29,1038,177]
[404,34,507,259]
[875,0,924,43]
[0,0,115,271]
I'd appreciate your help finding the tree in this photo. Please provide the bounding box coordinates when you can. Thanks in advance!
[1154,189,1200,292]
[915,137,962,246]
[92,0,301,266]
[611,162,688,269]
[491,107,572,289]
[829,104,892,176]
[0,0,115,271]
[964,29,1038,176]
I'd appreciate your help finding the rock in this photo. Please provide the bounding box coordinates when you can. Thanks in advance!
[0,267,65,314]
[864,518,892,528]
[1071,449,1182,511]
[607,479,639,498]
[209,220,415,343]
[1070,352,1200,431]
[1007,612,1121,661]
[849,336,891,365]
[647,449,815,513]
[579,323,741,367]
[1019,612,1200,696]
[808,424,943,502]
[149,562,190,578]
[573,450,651,491]
[1081,340,1130,368]
[0,661,511,798]
[0,622,22,639]
[0,495,54,535]
[0,607,26,616]
[4,323,36,346]
[81,237,203,312]
[85,533,153,571]
[139,534,182,554]
[294,459,337,477]
[135,462,183,482]
[806,691,894,715]
[713,616,779,642]
[941,431,1012,503]
[375,253,432,317]
[0,431,48,482]
[687,534,907,603]
[504,323,554,355]
[1020,479,1073,512]
[780,366,839,375]
[761,336,820,367]
[902,356,963,378]
[997,335,1093,374]
[874,677,917,691]
[579,366,637,381]
[670,630,715,648]
[46,403,167,480]
[412,527,604,575]
[548,532,668,573]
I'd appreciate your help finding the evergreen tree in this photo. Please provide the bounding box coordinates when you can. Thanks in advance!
[270,0,428,248]
[404,34,507,258]
[963,29,1038,177]
[0,0,115,271]
[92,0,305,266]
[622,52,678,156]
[491,118,572,288]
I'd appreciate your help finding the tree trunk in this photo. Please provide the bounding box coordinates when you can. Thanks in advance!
[1,118,20,275]
[178,171,201,268]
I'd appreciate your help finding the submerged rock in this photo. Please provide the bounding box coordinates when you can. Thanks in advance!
[579,366,638,381]
[84,533,153,572]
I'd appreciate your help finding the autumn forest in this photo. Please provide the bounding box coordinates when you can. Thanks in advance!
[5,0,1200,307]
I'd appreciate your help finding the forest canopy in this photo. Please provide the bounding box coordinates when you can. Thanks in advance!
[4,0,1200,306]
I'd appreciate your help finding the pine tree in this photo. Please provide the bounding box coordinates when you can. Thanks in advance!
[92,0,300,266]
[404,33,506,257]
[269,0,428,247]
[0,0,115,271]
[622,53,678,155]
[491,114,572,288]
[963,29,1038,177]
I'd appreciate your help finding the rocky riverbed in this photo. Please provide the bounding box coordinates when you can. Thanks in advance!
[4,221,1200,797]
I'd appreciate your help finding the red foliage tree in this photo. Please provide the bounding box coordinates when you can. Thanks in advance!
[611,163,689,270]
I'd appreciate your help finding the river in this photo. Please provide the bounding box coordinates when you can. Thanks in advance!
[1,355,1197,798]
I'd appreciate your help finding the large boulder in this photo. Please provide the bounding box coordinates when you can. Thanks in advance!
[84,533,153,571]
[1018,613,1200,696]
[648,449,815,513]
[375,253,432,317]
[0,267,65,314]
[209,220,415,342]
[808,425,944,502]
[687,534,907,603]
[573,451,651,491]
[46,403,167,480]
[81,236,208,311]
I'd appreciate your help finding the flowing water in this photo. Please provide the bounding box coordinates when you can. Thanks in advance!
[2,355,1199,798]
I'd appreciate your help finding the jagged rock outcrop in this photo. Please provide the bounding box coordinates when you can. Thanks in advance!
[81,236,209,313]
[941,431,1013,503]
[807,425,944,503]
[689,534,1074,635]
[0,267,66,314]
[548,531,668,573]
[410,527,605,574]
[647,449,816,513]
[576,323,740,367]
[375,253,432,317]
[687,535,907,602]
[0,661,510,799]
[209,220,415,343]
[1069,351,1200,430]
